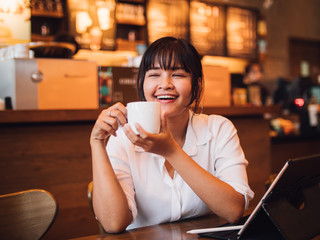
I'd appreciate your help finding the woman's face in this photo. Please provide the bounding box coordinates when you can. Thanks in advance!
[248,64,263,82]
[143,62,192,118]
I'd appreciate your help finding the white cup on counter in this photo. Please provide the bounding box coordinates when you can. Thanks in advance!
[14,43,29,58]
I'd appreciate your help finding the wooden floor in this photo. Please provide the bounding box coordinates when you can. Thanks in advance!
[0,115,271,239]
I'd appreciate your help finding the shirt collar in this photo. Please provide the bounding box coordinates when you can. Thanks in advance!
[183,111,212,156]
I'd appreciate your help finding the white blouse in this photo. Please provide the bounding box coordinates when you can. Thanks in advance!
[106,112,254,230]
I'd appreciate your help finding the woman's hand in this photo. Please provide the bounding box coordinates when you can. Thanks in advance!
[123,112,179,157]
[90,102,127,143]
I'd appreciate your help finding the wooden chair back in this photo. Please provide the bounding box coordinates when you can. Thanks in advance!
[0,189,58,240]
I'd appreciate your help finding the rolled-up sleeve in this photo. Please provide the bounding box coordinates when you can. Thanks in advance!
[212,117,255,209]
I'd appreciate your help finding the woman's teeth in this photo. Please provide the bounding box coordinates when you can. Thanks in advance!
[156,95,177,100]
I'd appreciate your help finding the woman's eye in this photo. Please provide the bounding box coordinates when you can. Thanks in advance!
[147,73,159,77]
[146,70,161,77]
[172,69,190,77]
[173,72,188,78]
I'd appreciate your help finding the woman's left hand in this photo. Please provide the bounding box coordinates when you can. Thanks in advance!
[123,112,179,157]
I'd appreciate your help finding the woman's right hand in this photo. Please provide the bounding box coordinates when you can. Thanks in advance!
[90,102,127,143]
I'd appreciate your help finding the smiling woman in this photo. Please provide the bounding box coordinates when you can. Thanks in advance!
[136,37,203,114]
[90,36,254,233]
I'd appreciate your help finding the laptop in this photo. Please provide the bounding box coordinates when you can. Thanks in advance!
[188,154,320,240]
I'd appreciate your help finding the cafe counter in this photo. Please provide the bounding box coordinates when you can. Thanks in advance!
[0,106,279,123]
[0,106,280,240]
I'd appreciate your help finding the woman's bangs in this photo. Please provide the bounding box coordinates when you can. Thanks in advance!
[146,46,190,72]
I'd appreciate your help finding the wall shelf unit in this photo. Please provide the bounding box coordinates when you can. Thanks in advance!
[30,0,67,42]
[115,0,147,51]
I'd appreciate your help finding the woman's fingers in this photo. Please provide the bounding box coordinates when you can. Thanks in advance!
[124,123,140,141]
[94,102,128,139]
[160,111,168,133]
[123,123,146,146]
[122,110,174,154]
[100,116,118,136]
[106,106,127,126]
[123,122,166,154]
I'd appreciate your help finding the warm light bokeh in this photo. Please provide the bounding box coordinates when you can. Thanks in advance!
[0,0,30,45]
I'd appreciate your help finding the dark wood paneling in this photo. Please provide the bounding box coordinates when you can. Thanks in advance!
[0,122,100,239]
[271,135,320,173]
[230,117,271,208]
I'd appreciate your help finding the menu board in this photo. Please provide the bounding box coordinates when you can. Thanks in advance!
[147,0,189,44]
[190,1,225,56]
[99,66,139,107]
[68,0,116,50]
[226,7,257,58]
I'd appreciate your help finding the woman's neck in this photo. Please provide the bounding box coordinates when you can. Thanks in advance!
[166,109,190,147]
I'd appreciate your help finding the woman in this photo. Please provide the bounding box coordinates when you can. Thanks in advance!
[90,37,254,233]
[243,61,270,106]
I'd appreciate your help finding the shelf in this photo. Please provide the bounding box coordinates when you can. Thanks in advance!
[271,132,320,143]
[31,34,55,42]
[116,1,146,26]
[116,19,146,26]
[0,109,102,124]
[203,105,281,117]
[31,10,64,18]
[118,0,145,3]
[30,0,66,42]
[116,38,146,51]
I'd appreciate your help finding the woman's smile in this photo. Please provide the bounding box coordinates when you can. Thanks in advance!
[155,94,178,103]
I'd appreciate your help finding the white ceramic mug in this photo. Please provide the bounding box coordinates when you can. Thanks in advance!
[127,101,161,134]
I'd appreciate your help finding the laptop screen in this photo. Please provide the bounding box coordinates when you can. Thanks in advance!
[192,154,320,239]
[238,153,320,239]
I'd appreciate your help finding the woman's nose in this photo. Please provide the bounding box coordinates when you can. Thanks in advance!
[159,75,174,89]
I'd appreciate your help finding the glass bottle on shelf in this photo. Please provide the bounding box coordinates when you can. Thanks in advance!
[308,96,319,127]
[41,22,50,36]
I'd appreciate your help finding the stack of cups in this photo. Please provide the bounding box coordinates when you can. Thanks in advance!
[14,43,30,58]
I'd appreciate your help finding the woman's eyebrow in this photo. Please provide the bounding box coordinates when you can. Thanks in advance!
[147,65,185,71]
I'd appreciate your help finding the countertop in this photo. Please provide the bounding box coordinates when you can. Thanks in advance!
[0,106,281,124]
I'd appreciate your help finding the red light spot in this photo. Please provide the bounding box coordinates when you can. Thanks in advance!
[294,98,304,107]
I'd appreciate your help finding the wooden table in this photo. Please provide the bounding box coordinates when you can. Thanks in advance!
[70,214,227,240]
[70,212,320,240]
